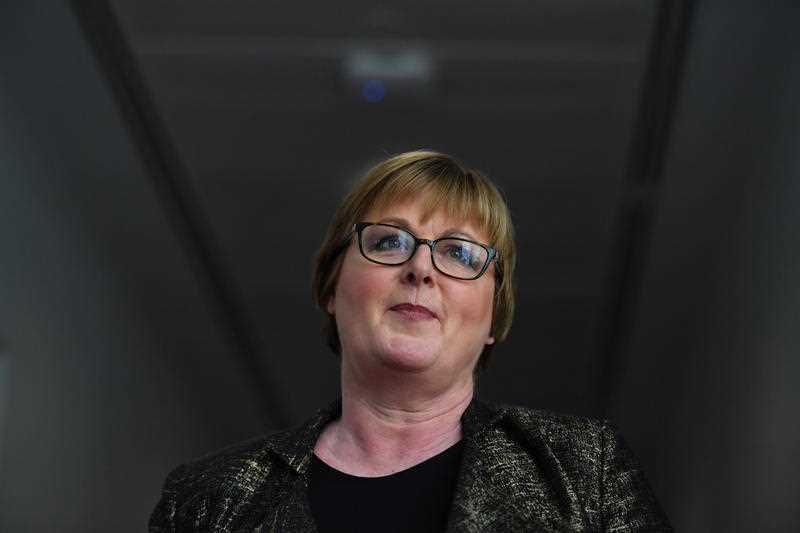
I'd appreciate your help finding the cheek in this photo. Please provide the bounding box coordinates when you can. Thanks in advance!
[449,284,495,328]
[475,292,495,326]
[468,288,495,345]
[335,255,386,315]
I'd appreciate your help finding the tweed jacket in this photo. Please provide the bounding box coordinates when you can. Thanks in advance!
[149,398,672,532]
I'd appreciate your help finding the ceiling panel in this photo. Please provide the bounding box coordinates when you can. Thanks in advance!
[114,1,653,44]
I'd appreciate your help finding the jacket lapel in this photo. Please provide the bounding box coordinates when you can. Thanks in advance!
[445,399,587,532]
[247,399,342,532]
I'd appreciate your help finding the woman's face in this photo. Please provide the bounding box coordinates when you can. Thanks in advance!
[327,194,496,385]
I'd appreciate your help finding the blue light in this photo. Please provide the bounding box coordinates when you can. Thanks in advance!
[362,79,386,103]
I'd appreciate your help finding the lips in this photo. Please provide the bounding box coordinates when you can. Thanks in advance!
[389,303,438,320]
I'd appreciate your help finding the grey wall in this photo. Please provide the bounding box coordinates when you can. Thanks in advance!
[0,2,266,530]
[612,2,800,530]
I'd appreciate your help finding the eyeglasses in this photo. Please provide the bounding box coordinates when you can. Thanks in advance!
[352,222,498,281]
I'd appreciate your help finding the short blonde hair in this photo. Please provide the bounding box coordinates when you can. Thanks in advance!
[312,150,516,370]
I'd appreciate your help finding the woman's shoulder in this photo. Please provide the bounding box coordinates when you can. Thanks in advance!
[476,401,671,531]
[149,422,323,530]
[508,403,609,435]
[159,401,339,494]
[481,400,619,464]
[159,430,292,496]
[484,400,607,439]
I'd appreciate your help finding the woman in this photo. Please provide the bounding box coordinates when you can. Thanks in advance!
[149,150,672,532]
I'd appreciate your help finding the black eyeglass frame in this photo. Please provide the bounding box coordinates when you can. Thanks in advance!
[352,222,499,281]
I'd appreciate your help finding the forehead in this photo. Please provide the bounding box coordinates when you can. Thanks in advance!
[364,194,487,241]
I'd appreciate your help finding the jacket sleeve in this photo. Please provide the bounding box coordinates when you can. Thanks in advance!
[148,463,190,532]
[600,420,673,532]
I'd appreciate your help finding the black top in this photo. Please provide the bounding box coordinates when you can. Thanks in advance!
[149,398,673,531]
[309,441,464,533]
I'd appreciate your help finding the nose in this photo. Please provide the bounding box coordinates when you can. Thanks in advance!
[401,242,435,286]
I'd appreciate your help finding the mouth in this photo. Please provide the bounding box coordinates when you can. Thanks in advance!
[389,303,438,321]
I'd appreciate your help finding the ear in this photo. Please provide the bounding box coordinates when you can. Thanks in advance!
[485,335,495,346]
[326,294,336,315]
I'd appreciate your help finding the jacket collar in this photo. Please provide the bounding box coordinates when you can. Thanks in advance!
[257,397,583,532]
[262,396,509,476]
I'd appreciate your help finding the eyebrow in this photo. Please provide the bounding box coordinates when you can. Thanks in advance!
[376,216,479,241]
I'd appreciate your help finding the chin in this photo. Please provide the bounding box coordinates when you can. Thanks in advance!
[378,335,441,372]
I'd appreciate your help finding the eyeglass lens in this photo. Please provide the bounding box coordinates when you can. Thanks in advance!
[360,224,489,279]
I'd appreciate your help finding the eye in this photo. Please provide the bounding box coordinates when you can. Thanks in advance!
[364,226,413,254]
[375,235,404,250]
[445,244,476,266]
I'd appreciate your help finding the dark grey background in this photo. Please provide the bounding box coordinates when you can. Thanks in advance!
[0,1,798,530]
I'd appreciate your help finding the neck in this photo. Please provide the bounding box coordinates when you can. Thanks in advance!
[313,359,474,477]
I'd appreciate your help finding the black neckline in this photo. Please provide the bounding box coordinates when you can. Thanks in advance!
[311,439,464,481]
